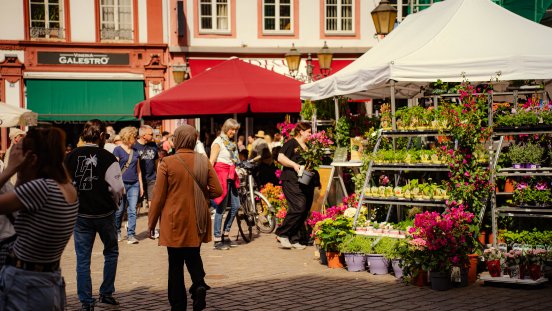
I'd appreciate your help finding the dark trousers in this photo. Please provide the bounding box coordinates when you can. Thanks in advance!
[275,179,314,244]
[167,247,209,311]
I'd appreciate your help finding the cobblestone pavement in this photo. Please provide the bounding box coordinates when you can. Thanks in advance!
[61,214,552,311]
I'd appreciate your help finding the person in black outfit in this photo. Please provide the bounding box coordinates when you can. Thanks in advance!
[275,122,320,250]
[65,120,125,311]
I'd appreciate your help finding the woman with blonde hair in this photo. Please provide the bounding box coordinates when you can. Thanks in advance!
[113,126,143,244]
[210,118,241,250]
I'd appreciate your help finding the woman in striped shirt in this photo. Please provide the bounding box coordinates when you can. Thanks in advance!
[0,127,79,311]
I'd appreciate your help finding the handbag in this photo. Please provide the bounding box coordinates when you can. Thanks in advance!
[121,149,133,174]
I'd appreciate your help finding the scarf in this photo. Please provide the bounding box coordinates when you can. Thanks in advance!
[220,134,238,163]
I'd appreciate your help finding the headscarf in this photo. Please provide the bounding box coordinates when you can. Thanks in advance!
[173,124,198,150]
[173,124,211,241]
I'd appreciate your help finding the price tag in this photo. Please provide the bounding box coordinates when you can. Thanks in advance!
[333,147,348,163]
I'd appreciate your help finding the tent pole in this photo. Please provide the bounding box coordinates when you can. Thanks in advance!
[334,97,340,120]
[390,80,396,131]
[390,80,396,150]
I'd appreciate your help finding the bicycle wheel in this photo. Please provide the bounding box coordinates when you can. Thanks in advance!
[237,199,253,243]
[253,191,276,233]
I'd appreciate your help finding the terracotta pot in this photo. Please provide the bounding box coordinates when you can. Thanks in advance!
[504,178,515,193]
[467,254,479,284]
[478,231,487,245]
[326,251,344,269]
[487,232,505,244]
[413,269,428,287]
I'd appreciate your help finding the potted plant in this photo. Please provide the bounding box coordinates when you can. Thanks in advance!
[339,234,374,272]
[299,130,334,185]
[506,143,525,169]
[483,247,503,277]
[524,142,544,168]
[407,207,478,291]
[373,237,402,278]
[313,216,355,269]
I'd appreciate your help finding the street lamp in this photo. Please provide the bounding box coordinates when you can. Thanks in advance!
[317,41,333,77]
[172,58,189,84]
[371,0,397,36]
[284,43,301,77]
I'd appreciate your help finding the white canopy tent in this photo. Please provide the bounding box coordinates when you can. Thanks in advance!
[301,0,552,100]
[0,103,38,128]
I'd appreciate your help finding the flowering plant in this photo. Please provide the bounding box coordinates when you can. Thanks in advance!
[276,119,296,142]
[302,130,334,171]
[307,193,357,229]
[526,248,547,265]
[260,183,287,222]
[483,247,503,261]
[504,249,524,266]
[313,215,354,251]
[407,207,478,272]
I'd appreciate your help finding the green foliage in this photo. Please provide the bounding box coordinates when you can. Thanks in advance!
[501,229,552,246]
[506,143,526,164]
[301,100,315,120]
[339,234,374,254]
[373,237,401,259]
[335,117,351,147]
[313,98,336,120]
[525,142,544,164]
[314,215,355,251]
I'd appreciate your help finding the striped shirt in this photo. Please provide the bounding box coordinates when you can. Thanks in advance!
[14,178,79,263]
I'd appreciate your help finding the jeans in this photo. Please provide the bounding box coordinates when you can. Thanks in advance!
[167,247,209,311]
[0,265,66,310]
[116,181,140,237]
[74,214,119,304]
[213,181,240,238]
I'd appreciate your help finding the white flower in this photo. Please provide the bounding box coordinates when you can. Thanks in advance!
[343,207,357,218]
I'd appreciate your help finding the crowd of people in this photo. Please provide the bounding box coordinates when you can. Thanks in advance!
[0,119,309,311]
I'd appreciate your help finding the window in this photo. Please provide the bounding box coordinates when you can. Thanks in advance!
[100,0,133,41]
[29,0,64,39]
[263,0,292,34]
[199,0,230,33]
[325,0,353,34]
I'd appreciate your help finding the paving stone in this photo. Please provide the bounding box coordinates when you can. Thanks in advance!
[61,215,552,310]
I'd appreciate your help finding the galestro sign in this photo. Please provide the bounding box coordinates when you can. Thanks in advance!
[37,52,130,65]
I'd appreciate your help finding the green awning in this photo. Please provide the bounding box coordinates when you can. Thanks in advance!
[26,79,144,121]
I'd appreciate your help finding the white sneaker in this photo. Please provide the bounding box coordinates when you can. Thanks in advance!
[127,236,139,244]
[117,232,122,242]
[277,236,292,249]
[154,229,160,239]
[292,243,307,250]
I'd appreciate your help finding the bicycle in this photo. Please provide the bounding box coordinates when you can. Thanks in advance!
[235,160,276,242]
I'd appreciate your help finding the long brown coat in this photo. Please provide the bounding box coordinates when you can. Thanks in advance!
[149,149,222,247]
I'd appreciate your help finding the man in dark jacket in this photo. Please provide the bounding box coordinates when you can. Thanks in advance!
[65,119,125,311]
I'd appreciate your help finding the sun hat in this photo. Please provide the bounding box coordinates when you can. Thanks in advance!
[255,130,265,138]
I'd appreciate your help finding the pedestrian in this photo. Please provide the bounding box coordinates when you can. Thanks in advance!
[210,118,241,250]
[255,147,279,188]
[103,126,118,153]
[272,131,284,148]
[251,130,268,159]
[0,126,79,310]
[148,124,222,311]
[237,135,246,151]
[275,122,319,250]
[4,128,26,186]
[246,134,255,157]
[134,125,158,237]
[194,131,207,156]
[65,120,125,311]
[113,126,143,244]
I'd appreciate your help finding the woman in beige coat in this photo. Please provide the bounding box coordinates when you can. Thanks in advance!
[148,124,222,311]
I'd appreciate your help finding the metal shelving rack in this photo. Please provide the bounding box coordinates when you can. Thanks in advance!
[490,129,552,246]
[352,129,450,228]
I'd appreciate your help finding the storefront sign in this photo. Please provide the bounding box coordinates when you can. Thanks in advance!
[37,52,130,65]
